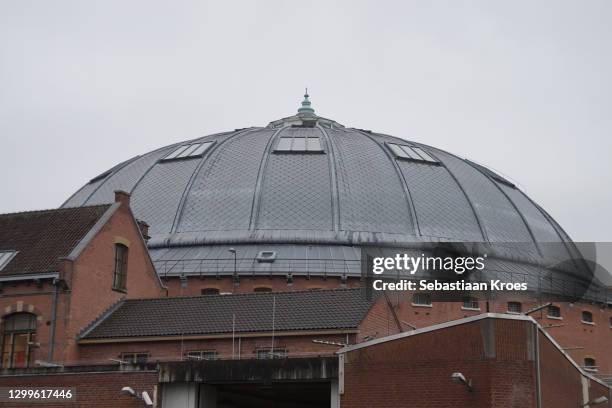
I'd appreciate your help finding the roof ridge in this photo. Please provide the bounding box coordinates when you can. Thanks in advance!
[0,203,111,218]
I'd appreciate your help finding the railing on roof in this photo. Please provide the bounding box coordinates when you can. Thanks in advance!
[153,257,361,279]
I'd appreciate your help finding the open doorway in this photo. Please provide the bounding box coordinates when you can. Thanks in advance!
[210,382,331,408]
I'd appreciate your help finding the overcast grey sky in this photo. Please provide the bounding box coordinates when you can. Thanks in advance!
[1,1,611,242]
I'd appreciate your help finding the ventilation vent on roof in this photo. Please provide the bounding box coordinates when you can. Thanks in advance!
[89,170,112,184]
[256,251,277,263]
[0,251,17,271]
[386,142,439,164]
[274,137,323,153]
[161,141,215,162]
[466,160,516,188]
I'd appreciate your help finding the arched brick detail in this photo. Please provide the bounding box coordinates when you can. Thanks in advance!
[1,301,43,322]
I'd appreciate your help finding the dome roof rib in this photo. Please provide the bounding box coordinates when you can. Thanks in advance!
[315,124,342,233]
[465,159,541,253]
[350,128,420,237]
[249,126,294,231]
[170,128,254,234]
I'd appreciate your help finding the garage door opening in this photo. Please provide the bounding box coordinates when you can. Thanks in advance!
[206,382,331,408]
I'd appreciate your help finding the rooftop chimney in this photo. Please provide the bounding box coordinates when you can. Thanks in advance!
[114,190,131,207]
[137,220,151,242]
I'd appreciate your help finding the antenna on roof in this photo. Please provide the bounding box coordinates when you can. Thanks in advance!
[232,313,236,359]
[270,295,276,357]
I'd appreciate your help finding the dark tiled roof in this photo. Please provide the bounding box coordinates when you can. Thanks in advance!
[82,288,374,339]
[0,205,112,276]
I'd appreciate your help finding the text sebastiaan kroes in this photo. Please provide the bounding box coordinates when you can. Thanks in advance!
[371,254,527,291]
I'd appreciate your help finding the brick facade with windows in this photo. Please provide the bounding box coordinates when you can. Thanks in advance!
[0,191,165,368]
[0,193,609,406]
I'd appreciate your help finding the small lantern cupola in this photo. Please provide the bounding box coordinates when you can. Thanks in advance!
[297,88,315,115]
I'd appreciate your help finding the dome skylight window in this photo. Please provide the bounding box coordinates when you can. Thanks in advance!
[162,141,215,162]
[386,142,439,164]
[274,136,323,153]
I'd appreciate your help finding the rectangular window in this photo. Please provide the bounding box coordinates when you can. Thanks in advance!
[120,352,149,364]
[399,145,424,161]
[0,251,17,271]
[113,244,128,291]
[292,137,306,150]
[185,350,217,361]
[547,305,561,318]
[412,293,432,307]
[386,142,439,164]
[583,358,597,372]
[256,348,287,359]
[1,314,36,369]
[507,301,522,314]
[308,137,322,151]
[581,311,594,324]
[462,297,480,310]
[274,136,324,153]
[276,137,292,151]
[162,141,215,162]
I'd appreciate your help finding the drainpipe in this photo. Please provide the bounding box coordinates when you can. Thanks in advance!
[48,278,60,362]
[534,322,542,408]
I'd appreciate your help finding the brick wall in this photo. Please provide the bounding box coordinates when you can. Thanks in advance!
[341,316,610,408]
[342,320,507,408]
[341,318,539,408]
[539,330,612,408]
[0,284,56,365]
[0,370,158,408]
[63,200,165,363]
[388,291,612,375]
[162,275,361,296]
[530,303,612,375]
[78,332,355,364]
[357,294,401,342]
[0,198,165,367]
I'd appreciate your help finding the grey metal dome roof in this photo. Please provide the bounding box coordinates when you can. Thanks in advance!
[63,112,571,252]
[62,96,601,299]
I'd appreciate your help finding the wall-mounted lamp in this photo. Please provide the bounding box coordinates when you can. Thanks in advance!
[451,372,473,392]
[120,387,153,407]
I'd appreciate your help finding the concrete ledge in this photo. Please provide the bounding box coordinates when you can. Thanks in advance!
[159,357,338,383]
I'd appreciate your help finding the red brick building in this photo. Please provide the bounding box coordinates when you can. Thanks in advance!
[0,99,610,407]
[0,196,609,406]
[0,191,164,367]
[339,314,610,408]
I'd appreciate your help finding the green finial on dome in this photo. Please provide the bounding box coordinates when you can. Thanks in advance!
[297,88,315,114]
